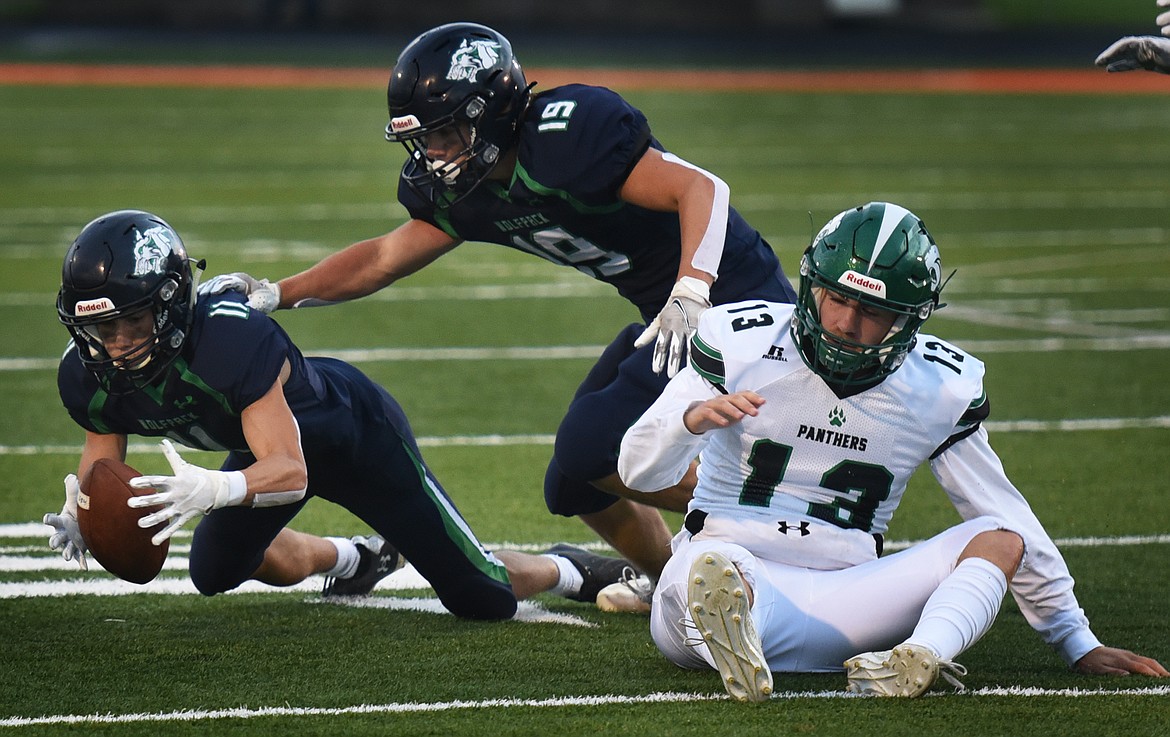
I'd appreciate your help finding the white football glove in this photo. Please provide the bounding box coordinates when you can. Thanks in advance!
[43,474,88,571]
[634,276,712,377]
[128,440,247,546]
[196,272,282,314]
[1095,35,1170,73]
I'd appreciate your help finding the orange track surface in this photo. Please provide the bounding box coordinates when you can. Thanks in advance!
[0,62,1167,93]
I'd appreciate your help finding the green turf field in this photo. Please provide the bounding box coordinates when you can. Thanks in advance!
[1,70,1168,735]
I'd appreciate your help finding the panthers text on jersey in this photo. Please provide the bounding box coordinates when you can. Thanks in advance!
[625,301,987,536]
[621,300,1102,665]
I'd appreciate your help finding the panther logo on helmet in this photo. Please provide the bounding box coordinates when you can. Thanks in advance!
[924,244,942,292]
[446,39,502,82]
[132,226,175,277]
[812,209,848,247]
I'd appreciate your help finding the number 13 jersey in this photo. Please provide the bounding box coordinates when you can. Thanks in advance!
[622,300,989,539]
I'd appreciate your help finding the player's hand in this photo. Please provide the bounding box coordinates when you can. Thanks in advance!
[1095,35,1170,73]
[1074,645,1169,676]
[128,440,246,545]
[634,276,711,377]
[196,272,282,313]
[683,390,766,434]
[197,272,255,296]
[43,474,88,571]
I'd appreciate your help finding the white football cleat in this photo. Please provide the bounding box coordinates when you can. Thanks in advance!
[596,567,654,614]
[687,551,773,703]
[844,644,967,697]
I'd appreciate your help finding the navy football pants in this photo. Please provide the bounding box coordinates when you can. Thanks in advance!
[544,270,797,517]
[189,359,518,620]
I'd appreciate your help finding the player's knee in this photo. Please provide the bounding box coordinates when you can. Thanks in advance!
[189,551,249,596]
[963,528,1025,579]
[544,457,619,517]
[553,407,618,483]
[442,584,518,621]
[189,566,229,597]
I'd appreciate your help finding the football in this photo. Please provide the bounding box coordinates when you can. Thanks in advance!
[76,458,170,584]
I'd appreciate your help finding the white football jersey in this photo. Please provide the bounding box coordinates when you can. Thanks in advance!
[684,301,984,536]
[619,299,1102,666]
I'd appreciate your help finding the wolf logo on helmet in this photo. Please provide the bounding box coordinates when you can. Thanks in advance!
[446,38,502,82]
[132,225,176,277]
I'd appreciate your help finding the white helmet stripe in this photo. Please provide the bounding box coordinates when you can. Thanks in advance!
[867,202,913,274]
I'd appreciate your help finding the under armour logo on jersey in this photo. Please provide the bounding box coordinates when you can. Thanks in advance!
[777,521,810,537]
[829,406,846,427]
[763,345,786,362]
[174,395,195,409]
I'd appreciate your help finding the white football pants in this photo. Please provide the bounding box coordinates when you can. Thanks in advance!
[650,516,1005,673]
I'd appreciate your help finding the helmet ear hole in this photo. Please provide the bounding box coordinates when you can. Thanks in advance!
[464,96,486,119]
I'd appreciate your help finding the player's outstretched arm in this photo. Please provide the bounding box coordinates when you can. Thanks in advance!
[622,148,722,377]
[277,220,461,311]
[1074,645,1169,676]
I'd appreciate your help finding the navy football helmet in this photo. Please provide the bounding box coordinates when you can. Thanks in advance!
[791,202,943,386]
[385,22,531,206]
[57,210,200,393]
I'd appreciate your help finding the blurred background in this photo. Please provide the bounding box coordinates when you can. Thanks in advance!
[0,0,1163,67]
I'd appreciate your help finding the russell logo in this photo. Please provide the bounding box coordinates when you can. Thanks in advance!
[839,270,886,298]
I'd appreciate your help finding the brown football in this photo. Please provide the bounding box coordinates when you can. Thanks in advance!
[76,458,170,584]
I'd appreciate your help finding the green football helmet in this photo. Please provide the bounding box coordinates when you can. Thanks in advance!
[791,202,943,385]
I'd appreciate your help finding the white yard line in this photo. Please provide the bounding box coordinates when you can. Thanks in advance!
[6,330,1170,375]
[1,414,1168,459]
[2,686,1168,728]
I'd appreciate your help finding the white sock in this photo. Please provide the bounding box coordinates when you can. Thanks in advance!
[324,537,361,579]
[545,553,584,597]
[905,557,1009,661]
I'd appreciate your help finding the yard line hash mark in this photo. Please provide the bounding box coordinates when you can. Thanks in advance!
[2,686,1168,728]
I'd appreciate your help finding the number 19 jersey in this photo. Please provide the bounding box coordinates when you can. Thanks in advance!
[398,84,794,320]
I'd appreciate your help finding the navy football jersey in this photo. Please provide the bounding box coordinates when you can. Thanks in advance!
[398,84,794,320]
[58,293,335,452]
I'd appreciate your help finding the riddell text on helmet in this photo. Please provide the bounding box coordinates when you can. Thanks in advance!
[74,297,116,316]
[840,270,886,298]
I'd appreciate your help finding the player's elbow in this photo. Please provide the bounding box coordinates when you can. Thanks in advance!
[251,486,307,508]
[617,451,677,493]
[249,456,308,507]
[288,466,309,494]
